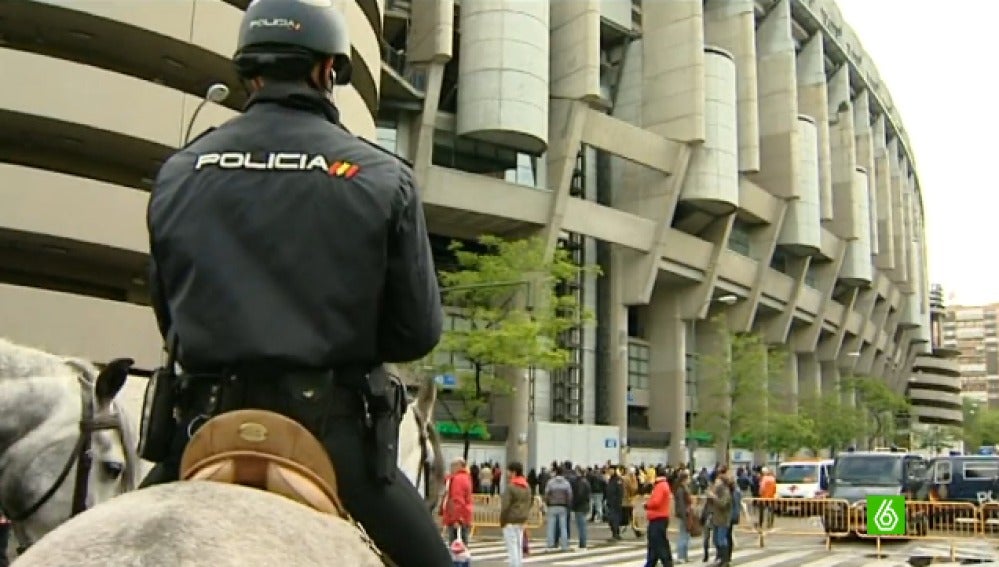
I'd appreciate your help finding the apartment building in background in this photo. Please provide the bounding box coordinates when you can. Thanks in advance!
[941,300,999,407]
[2,0,942,467]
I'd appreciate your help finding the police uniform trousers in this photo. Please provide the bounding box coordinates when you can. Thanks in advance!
[140,370,452,567]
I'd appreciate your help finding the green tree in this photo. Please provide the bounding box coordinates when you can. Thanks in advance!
[963,400,999,450]
[917,425,960,455]
[800,395,864,454]
[762,412,818,460]
[963,398,983,449]
[426,236,598,460]
[842,375,910,448]
[693,322,782,457]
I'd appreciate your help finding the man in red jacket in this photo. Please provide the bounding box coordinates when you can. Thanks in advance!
[643,466,674,567]
[442,457,474,546]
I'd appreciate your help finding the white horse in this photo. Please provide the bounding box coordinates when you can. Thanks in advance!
[0,338,140,552]
[11,364,446,566]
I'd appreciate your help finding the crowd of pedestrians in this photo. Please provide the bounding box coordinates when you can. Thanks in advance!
[441,458,779,567]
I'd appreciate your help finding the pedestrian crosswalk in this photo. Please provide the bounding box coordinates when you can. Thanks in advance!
[910,540,997,561]
[461,538,999,567]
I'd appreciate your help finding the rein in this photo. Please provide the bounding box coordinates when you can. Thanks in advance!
[410,405,437,511]
[413,406,435,511]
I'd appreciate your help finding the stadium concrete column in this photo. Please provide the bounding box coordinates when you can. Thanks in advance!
[888,145,909,284]
[873,116,896,271]
[607,254,631,463]
[842,287,878,373]
[647,285,688,465]
[746,0,799,201]
[797,353,821,403]
[871,352,888,380]
[763,254,809,344]
[854,91,879,258]
[795,32,833,221]
[405,0,453,183]
[542,0,602,257]
[728,193,787,333]
[820,360,839,397]
[703,0,759,172]
[779,347,799,412]
[818,287,857,364]
[790,238,846,353]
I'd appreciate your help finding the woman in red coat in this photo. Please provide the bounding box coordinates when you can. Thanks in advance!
[643,467,674,567]
[442,457,474,545]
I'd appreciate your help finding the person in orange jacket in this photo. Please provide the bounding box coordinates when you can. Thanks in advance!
[757,467,777,529]
[643,466,674,567]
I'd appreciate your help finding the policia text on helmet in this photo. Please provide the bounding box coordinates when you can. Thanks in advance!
[233,0,353,94]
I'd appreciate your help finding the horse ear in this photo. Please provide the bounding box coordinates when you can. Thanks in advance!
[95,358,133,407]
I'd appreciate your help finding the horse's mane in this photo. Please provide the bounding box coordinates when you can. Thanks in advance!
[0,338,84,379]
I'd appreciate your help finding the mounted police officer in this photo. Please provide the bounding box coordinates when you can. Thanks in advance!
[138,0,448,565]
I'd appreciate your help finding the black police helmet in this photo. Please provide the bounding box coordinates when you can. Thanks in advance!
[234,0,352,86]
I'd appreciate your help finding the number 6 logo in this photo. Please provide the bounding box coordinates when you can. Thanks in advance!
[867,496,905,535]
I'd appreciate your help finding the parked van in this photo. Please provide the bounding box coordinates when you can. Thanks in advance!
[918,455,999,505]
[822,450,928,536]
[775,458,833,514]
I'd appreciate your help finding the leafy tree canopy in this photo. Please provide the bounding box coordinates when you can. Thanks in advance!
[799,395,865,453]
[917,425,961,454]
[753,412,818,460]
[426,236,599,459]
[963,398,999,450]
[841,375,909,446]
[692,320,787,453]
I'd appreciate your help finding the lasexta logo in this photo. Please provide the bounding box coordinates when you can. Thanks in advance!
[866,495,905,535]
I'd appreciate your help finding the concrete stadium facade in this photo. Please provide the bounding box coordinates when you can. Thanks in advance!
[1,0,948,466]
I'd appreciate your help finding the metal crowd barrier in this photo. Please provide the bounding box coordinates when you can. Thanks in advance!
[437,494,544,536]
[750,497,987,558]
[736,497,849,548]
[851,500,980,560]
[445,490,999,556]
[981,502,999,535]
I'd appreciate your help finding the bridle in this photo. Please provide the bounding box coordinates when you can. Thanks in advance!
[5,375,125,533]
[409,403,438,511]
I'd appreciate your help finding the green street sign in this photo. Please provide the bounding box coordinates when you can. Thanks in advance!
[866,495,905,536]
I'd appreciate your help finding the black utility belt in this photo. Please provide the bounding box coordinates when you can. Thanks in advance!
[177,367,367,419]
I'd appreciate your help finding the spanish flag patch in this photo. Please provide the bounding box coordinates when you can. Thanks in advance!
[329,161,361,179]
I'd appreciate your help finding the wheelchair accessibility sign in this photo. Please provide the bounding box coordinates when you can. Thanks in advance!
[866,495,905,535]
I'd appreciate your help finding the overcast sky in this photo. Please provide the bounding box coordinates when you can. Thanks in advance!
[834,0,998,306]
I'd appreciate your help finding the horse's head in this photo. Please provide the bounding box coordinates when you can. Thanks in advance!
[396,371,446,510]
[0,340,139,547]
[67,358,141,504]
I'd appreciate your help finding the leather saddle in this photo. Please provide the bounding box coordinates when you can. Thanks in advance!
[180,409,349,518]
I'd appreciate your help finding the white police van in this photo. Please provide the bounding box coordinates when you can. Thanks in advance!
[775,458,834,515]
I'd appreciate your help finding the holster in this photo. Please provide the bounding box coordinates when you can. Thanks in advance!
[361,365,408,484]
[138,332,180,462]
